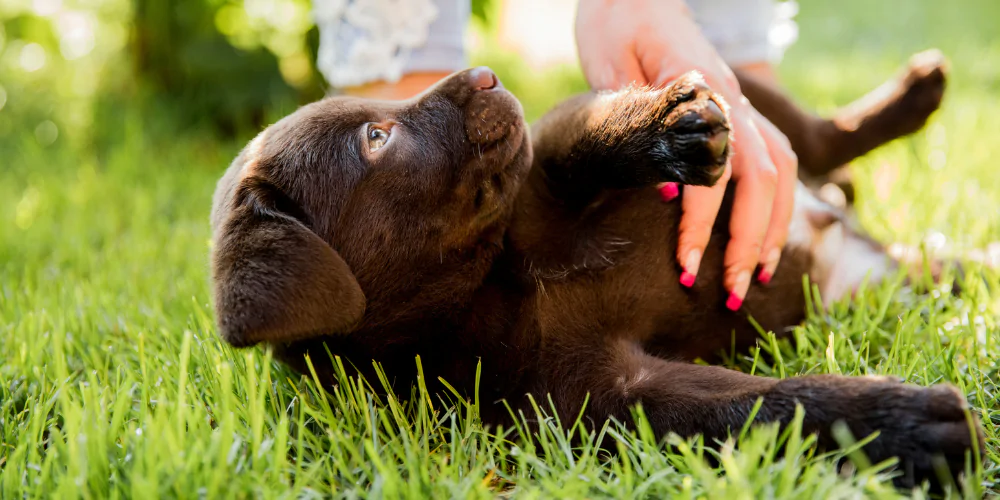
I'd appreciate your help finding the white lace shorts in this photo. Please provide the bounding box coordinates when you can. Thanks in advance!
[313,0,799,89]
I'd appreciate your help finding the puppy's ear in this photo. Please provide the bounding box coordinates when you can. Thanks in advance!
[211,176,365,347]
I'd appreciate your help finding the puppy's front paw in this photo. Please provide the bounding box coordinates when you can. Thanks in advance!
[657,72,731,186]
[776,376,984,489]
[837,380,983,489]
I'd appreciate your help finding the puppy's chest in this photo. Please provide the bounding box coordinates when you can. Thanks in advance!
[524,192,694,340]
[523,190,679,276]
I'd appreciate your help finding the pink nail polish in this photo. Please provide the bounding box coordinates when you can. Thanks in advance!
[757,270,772,284]
[680,271,696,287]
[725,293,743,311]
[659,182,679,202]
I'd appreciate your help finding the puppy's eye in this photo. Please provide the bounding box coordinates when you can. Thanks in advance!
[367,125,390,152]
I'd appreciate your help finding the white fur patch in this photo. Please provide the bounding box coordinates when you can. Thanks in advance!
[786,183,894,306]
[814,225,893,305]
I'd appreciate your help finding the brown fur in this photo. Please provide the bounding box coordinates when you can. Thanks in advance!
[210,65,981,489]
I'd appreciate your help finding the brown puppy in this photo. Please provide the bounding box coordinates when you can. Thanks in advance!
[210,67,982,488]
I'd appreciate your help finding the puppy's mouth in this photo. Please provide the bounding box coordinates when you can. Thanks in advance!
[464,89,525,156]
[469,124,524,162]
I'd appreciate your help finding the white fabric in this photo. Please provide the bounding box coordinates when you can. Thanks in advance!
[687,0,799,66]
[312,0,798,88]
[314,0,463,89]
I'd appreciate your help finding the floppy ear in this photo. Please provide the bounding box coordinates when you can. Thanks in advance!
[211,176,365,347]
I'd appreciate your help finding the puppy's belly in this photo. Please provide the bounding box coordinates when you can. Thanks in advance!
[531,187,812,362]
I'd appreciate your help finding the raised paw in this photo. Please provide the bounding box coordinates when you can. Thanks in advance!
[554,73,733,192]
[657,72,731,186]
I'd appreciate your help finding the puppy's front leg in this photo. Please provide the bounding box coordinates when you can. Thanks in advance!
[537,338,983,488]
[530,72,730,204]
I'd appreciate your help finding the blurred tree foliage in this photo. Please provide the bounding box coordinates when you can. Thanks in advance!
[0,0,332,142]
[470,0,491,23]
[130,0,327,134]
[134,2,286,134]
[0,0,499,144]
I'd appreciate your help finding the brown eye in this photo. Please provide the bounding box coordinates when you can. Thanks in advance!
[367,125,390,152]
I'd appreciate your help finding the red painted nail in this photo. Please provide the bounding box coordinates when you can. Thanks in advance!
[659,182,679,202]
[757,270,772,284]
[725,293,743,311]
[680,271,696,287]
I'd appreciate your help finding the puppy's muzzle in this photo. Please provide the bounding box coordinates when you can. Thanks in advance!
[460,67,519,148]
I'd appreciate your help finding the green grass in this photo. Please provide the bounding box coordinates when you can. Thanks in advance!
[2,0,1000,497]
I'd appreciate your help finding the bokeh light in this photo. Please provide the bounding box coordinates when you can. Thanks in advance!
[31,0,62,17]
[19,43,47,72]
[57,11,97,60]
[34,120,59,145]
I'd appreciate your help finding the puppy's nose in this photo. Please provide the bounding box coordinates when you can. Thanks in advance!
[469,66,499,91]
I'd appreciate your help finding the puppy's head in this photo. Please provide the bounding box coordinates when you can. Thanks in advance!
[210,67,531,347]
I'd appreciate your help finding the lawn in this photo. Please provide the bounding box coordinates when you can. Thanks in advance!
[2,0,999,498]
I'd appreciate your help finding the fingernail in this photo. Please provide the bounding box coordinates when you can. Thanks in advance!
[757,270,772,285]
[757,248,781,285]
[726,271,751,311]
[659,182,679,202]
[680,271,696,287]
[725,292,743,311]
[680,249,701,287]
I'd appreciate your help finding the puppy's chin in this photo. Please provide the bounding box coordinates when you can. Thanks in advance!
[441,119,531,250]
[463,127,531,236]
[463,88,531,210]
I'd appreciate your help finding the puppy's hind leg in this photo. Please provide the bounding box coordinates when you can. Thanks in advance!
[736,50,947,198]
[532,336,983,489]
[824,50,948,171]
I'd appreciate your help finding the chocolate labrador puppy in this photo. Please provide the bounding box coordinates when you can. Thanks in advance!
[210,64,982,487]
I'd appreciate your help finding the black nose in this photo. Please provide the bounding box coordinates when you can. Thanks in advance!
[469,66,499,91]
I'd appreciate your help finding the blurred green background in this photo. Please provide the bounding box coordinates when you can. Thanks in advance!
[1,0,999,242]
[1,0,1000,497]
[3,0,999,299]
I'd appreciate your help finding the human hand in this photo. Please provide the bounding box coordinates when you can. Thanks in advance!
[576,0,797,309]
